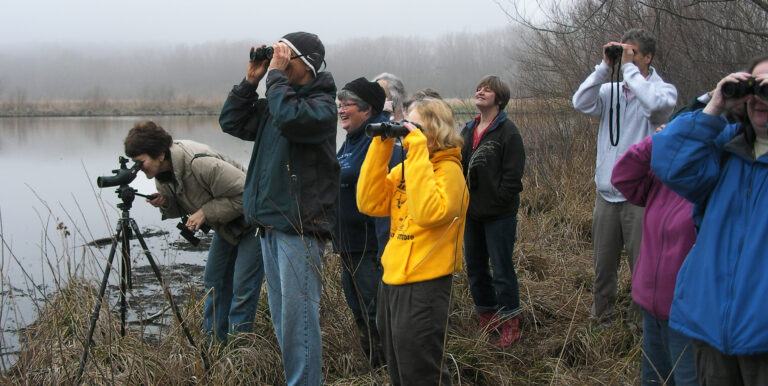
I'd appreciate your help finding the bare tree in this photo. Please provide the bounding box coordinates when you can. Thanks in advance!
[499,0,768,103]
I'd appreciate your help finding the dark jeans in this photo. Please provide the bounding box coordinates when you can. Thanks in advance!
[464,216,521,316]
[340,249,381,331]
[377,275,452,386]
[693,339,768,386]
[641,309,698,385]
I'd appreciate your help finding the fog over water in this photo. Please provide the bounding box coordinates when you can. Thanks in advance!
[0,1,534,102]
[1,0,512,46]
[0,28,525,103]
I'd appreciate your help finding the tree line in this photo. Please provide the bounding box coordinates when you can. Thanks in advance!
[504,0,768,104]
[0,29,522,105]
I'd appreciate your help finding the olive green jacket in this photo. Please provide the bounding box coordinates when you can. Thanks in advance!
[156,140,252,245]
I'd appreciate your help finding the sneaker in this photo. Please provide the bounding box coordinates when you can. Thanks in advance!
[493,317,521,347]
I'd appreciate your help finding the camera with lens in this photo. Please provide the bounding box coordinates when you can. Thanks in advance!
[365,120,421,139]
[250,46,274,63]
[721,77,768,100]
[177,215,211,246]
[97,156,143,188]
[605,45,623,62]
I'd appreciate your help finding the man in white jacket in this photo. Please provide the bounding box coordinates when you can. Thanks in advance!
[572,28,677,325]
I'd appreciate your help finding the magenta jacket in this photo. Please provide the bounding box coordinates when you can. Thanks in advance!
[611,135,696,320]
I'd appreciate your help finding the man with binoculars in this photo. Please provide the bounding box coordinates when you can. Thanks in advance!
[572,28,677,327]
[219,31,337,386]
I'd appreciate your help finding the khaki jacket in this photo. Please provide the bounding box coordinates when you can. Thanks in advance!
[156,140,252,245]
[357,130,468,285]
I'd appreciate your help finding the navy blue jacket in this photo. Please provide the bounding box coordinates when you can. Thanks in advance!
[333,114,388,255]
[219,69,339,239]
[652,110,768,355]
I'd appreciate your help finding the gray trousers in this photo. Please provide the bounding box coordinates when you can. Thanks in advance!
[377,275,452,386]
[693,340,768,386]
[591,195,643,320]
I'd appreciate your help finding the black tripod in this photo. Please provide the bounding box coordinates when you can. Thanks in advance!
[76,184,209,383]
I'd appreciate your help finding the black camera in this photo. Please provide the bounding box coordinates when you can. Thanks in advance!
[365,120,421,139]
[97,156,143,188]
[177,215,211,246]
[250,46,274,62]
[605,45,623,61]
[722,77,768,100]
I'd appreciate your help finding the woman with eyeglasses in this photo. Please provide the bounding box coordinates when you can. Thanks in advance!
[333,77,389,368]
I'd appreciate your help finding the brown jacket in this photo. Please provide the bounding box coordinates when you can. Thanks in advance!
[156,140,252,245]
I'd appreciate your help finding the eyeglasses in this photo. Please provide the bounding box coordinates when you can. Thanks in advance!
[337,103,357,111]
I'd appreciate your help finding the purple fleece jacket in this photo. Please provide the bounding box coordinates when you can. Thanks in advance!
[611,135,696,320]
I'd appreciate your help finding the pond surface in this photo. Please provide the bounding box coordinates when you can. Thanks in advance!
[0,115,349,368]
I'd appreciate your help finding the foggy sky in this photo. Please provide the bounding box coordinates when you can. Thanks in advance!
[1,0,512,47]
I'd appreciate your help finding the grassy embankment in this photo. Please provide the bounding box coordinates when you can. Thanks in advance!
[1,98,642,385]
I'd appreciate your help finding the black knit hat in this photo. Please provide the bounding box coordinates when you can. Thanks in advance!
[280,31,325,77]
[342,77,386,114]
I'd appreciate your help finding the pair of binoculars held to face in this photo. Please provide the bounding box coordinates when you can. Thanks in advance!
[364,120,421,139]
[722,77,768,100]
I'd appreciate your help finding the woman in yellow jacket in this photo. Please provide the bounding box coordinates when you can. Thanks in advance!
[357,97,468,386]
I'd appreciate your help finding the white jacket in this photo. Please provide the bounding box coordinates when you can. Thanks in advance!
[572,61,677,202]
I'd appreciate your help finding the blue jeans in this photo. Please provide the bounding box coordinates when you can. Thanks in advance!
[464,216,521,316]
[341,249,381,330]
[642,309,698,386]
[261,229,323,386]
[203,231,264,342]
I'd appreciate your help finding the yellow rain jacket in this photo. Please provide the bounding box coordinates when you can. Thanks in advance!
[357,130,468,285]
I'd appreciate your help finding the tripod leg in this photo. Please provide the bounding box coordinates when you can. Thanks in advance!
[129,219,210,371]
[120,217,130,337]
[76,226,121,384]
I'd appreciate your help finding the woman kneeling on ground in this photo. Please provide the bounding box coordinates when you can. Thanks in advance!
[124,120,264,342]
[357,98,468,385]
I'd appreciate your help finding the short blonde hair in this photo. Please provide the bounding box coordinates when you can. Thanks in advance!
[408,98,463,152]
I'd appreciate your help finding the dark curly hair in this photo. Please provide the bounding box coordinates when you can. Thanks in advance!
[124,121,173,158]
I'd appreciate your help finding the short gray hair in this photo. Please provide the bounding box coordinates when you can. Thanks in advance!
[621,28,656,57]
[374,72,406,113]
[336,89,371,112]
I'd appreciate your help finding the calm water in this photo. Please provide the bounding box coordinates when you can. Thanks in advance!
[0,115,349,367]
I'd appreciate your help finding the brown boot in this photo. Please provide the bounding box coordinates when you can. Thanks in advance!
[494,317,521,347]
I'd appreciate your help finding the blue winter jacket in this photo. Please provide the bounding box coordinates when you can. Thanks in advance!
[651,110,768,355]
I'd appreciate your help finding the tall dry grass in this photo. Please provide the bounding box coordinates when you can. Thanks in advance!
[1,101,642,385]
